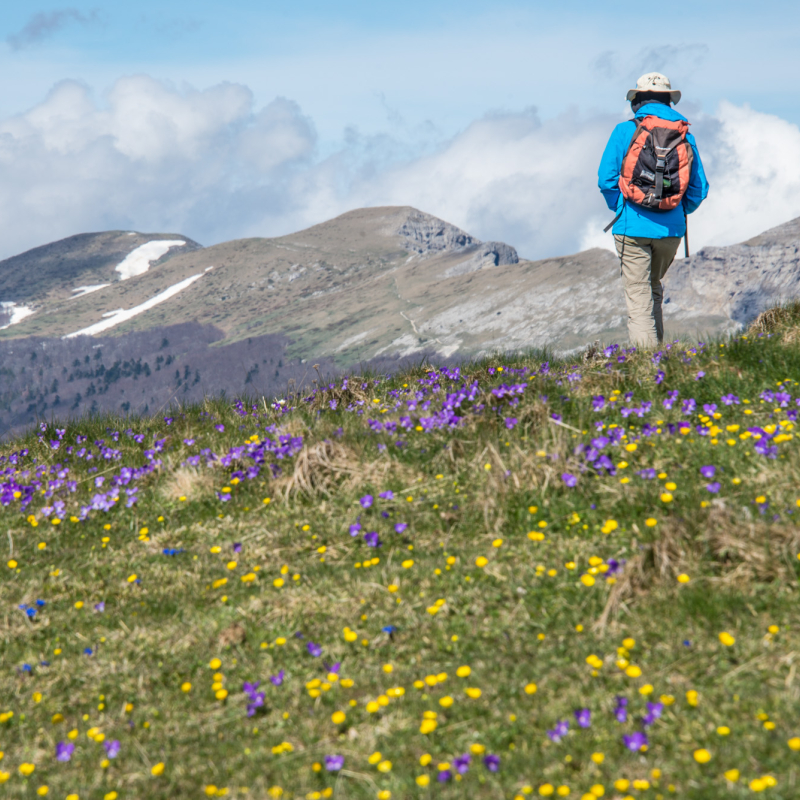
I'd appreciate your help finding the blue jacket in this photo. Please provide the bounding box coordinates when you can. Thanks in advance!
[598,103,709,238]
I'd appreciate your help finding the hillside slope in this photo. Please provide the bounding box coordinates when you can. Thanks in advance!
[1,305,799,799]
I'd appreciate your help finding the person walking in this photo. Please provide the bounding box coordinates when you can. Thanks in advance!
[598,72,709,348]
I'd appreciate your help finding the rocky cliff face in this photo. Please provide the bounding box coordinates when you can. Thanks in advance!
[666,216,800,325]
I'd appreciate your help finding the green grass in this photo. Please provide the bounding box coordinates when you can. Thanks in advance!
[2,310,800,800]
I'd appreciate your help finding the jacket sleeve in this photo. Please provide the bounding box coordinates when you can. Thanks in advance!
[597,122,631,211]
[682,134,709,214]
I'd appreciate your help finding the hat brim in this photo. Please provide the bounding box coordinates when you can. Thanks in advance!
[627,88,681,104]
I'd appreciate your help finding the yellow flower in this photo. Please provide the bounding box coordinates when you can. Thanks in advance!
[402,559,414,569]
[439,696,454,708]
[581,574,595,587]
[539,785,554,796]
[37,787,49,796]
[788,737,800,751]
[331,711,346,725]
[19,763,35,776]
[475,556,488,568]
[377,791,391,800]
[639,684,654,695]
[614,779,630,791]
[209,658,222,669]
[625,665,642,678]
[645,517,657,527]
[470,743,486,755]
[465,687,482,699]
[377,760,392,773]
[660,492,673,503]
[601,519,618,534]
[382,663,393,673]
[0,771,9,784]
[717,726,730,736]
[416,775,430,787]
[686,690,699,707]
[724,769,740,782]
[215,689,228,701]
[7,560,18,569]
[524,682,538,694]
[719,632,735,646]
[677,573,690,583]
[456,665,471,678]
[420,753,432,766]
[105,794,118,800]
[591,752,604,764]
[693,749,711,764]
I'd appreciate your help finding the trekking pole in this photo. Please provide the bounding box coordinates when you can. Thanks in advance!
[684,211,690,258]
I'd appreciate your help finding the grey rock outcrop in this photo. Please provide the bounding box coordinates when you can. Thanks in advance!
[666,215,800,325]
[395,209,478,255]
[443,241,520,277]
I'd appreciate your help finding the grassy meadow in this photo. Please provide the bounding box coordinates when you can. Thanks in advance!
[2,305,800,800]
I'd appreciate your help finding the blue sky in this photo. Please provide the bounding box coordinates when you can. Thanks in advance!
[3,0,799,143]
[0,1,799,260]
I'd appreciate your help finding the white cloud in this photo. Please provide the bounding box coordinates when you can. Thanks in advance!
[1,75,800,269]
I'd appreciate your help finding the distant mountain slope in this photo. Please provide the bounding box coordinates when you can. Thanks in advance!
[2,206,800,362]
[0,231,201,330]
[665,215,800,325]
[3,206,800,437]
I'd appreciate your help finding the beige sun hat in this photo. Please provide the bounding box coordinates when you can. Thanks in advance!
[626,72,681,104]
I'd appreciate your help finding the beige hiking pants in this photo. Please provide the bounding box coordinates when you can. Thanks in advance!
[614,235,681,348]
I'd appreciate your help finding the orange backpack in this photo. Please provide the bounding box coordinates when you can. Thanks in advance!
[619,115,694,210]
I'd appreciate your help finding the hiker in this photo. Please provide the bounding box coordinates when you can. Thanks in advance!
[598,72,709,348]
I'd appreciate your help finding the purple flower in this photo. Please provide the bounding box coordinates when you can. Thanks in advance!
[438,770,453,782]
[394,522,407,534]
[700,465,716,478]
[270,670,285,686]
[56,741,75,762]
[623,731,649,751]
[682,398,697,414]
[232,542,242,553]
[104,739,121,758]
[592,436,609,449]
[483,754,500,772]
[695,371,705,380]
[504,417,518,429]
[93,601,105,613]
[654,370,665,384]
[349,522,362,537]
[614,696,628,723]
[721,394,740,406]
[453,753,471,774]
[642,702,664,726]
[307,642,322,657]
[574,708,591,728]
[606,558,625,575]
[592,395,606,411]
[378,490,394,500]
[703,403,717,414]
[325,755,344,772]
[359,494,373,508]
[364,531,382,548]
[706,482,721,494]
[561,473,578,488]
[547,720,569,742]
[323,661,341,674]
[183,438,195,445]
[215,424,225,432]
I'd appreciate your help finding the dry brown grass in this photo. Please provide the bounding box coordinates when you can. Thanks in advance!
[595,507,800,629]
[747,300,800,335]
[161,467,215,502]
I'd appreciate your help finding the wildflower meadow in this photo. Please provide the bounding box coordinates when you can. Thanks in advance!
[3,305,800,800]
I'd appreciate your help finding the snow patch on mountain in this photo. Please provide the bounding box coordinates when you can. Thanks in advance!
[64,271,209,338]
[0,302,34,330]
[115,240,187,280]
[72,284,111,299]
